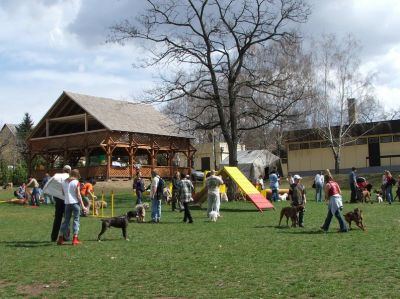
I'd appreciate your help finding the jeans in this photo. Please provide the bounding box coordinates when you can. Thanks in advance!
[182,202,193,223]
[271,188,279,202]
[60,203,81,236]
[151,198,161,221]
[136,191,142,205]
[350,184,357,203]
[31,187,40,206]
[315,183,323,202]
[51,197,65,241]
[321,208,348,232]
[385,185,393,203]
[207,193,219,216]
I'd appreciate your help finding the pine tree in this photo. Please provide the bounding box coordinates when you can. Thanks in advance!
[16,113,34,140]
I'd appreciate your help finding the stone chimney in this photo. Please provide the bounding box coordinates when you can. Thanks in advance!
[347,98,357,124]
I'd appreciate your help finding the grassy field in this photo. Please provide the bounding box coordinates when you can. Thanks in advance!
[0,175,400,298]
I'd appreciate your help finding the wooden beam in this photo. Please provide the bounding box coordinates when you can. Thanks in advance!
[85,113,88,132]
[49,113,86,122]
[46,119,49,137]
[30,129,107,141]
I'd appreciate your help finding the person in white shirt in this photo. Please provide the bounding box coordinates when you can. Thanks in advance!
[43,165,71,242]
[206,170,224,217]
[314,171,324,202]
[150,169,162,223]
[57,169,87,246]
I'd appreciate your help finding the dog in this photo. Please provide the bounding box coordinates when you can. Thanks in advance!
[163,187,172,204]
[92,200,107,216]
[344,208,365,231]
[97,212,137,241]
[359,183,373,203]
[209,211,218,222]
[278,193,288,201]
[128,204,146,223]
[374,190,383,203]
[3,182,13,189]
[278,205,304,227]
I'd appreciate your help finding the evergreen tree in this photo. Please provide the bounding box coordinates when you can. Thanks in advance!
[16,112,34,140]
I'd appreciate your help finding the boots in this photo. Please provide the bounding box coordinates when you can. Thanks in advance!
[56,235,64,245]
[72,235,81,246]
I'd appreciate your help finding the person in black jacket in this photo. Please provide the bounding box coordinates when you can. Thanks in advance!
[133,171,145,205]
[171,171,181,211]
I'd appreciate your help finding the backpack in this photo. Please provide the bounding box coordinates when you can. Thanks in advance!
[156,176,165,200]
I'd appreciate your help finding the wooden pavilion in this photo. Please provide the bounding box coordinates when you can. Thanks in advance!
[28,91,195,180]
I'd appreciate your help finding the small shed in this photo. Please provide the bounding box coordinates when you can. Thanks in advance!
[220,150,281,181]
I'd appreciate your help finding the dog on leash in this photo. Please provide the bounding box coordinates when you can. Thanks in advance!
[97,212,137,241]
[344,208,365,231]
[209,211,218,222]
[278,205,304,227]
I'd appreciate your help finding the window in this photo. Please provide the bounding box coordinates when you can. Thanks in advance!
[288,143,300,151]
[368,137,379,144]
[310,142,321,149]
[356,138,367,145]
[393,135,400,142]
[300,143,309,149]
[380,136,392,143]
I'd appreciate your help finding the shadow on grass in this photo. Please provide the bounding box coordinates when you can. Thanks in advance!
[3,240,53,248]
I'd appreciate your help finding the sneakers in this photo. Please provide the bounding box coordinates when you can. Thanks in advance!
[56,236,64,245]
[72,236,81,246]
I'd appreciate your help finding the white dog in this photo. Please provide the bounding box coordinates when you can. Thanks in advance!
[376,194,383,203]
[278,193,288,201]
[209,211,218,222]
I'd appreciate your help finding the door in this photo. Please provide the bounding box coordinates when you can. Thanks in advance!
[368,137,381,167]
[201,157,211,171]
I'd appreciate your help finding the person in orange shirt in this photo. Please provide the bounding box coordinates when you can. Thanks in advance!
[80,178,96,216]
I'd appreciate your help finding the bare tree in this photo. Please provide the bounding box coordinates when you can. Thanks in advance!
[110,0,311,170]
[311,34,382,173]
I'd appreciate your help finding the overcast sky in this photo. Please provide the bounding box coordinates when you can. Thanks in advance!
[1,0,399,126]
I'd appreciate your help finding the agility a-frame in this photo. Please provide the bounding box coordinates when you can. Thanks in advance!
[194,166,274,212]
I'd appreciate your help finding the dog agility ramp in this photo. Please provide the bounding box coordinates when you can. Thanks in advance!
[193,166,274,211]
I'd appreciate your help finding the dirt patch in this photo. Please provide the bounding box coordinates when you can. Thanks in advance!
[17,282,63,297]
[0,280,12,289]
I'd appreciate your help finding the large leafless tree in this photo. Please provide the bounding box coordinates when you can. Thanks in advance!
[311,34,382,173]
[110,0,311,169]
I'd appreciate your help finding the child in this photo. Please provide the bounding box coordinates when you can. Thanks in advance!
[80,178,96,216]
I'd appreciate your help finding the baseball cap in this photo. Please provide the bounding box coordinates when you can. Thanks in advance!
[293,174,302,180]
[63,165,71,172]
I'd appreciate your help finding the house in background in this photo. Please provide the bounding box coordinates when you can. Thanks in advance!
[27,91,195,180]
[0,124,22,167]
[284,119,400,175]
[193,142,245,171]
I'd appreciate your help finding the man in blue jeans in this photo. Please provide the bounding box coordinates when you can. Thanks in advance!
[349,167,358,203]
[269,167,280,202]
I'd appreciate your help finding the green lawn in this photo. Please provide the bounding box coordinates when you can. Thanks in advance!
[0,183,400,298]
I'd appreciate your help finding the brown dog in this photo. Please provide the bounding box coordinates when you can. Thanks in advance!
[279,205,304,227]
[344,208,365,231]
[360,190,371,203]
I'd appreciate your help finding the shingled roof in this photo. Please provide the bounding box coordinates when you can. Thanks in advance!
[2,124,17,136]
[30,91,191,139]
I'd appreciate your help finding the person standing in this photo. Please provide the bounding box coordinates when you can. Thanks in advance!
[288,174,306,227]
[80,177,96,215]
[383,170,394,204]
[178,174,194,223]
[26,175,40,206]
[314,171,324,202]
[349,167,358,203]
[206,170,224,217]
[171,171,181,212]
[320,171,348,233]
[43,165,71,242]
[133,171,145,205]
[57,169,87,245]
[150,169,162,223]
[269,167,280,202]
[41,173,52,204]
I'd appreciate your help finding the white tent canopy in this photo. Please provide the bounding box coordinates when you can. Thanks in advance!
[220,150,281,182]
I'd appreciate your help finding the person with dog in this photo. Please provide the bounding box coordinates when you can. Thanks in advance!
[269,167,280,202]
[133,171,145,205]
[178,173,194,223]
[314,171,324,202]
[150,169,163,223]
[383,170,395,204]
[349,167,358,203]
[57,169,88,245]
[14,183,27,200]
[288,174,306,227]
[206,170,224,217]
[26,175,40,206]
[43,165,71,242]
[320,171,348,233]
[80,177,96,216]
[171,171,181,212]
